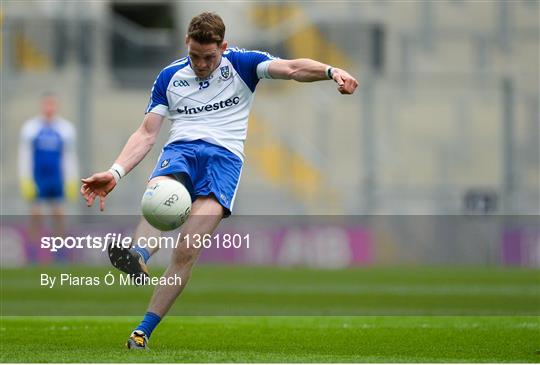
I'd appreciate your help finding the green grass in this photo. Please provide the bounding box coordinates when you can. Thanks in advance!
[1,316,539,362]
[1,265,539,362]
[2,265,539,315]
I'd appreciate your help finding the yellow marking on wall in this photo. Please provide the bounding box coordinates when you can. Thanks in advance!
[246,115,341,213]
[14,32,50,71]
[247,3,353,212]
[250,3,351,68]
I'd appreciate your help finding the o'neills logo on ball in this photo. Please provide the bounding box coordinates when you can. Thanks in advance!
[176,96,240,115]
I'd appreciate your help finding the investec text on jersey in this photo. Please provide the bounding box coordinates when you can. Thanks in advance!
[176,96,240,115]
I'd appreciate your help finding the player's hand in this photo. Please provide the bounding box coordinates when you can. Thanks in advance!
[332,68,358,95]
[20,179,37,201]
[81,171,117,211]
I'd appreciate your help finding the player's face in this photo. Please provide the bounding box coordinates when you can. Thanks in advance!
[41,96,58,121]
[186,38,227,78]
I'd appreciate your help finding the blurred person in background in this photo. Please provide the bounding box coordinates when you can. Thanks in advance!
[81,12,357,350]
[18,92,79,259]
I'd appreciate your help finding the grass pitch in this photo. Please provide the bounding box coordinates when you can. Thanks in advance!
[1,265,539,362]
[2,316,539,362]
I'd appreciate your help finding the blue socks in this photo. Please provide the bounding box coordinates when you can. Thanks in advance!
[135,312,161,338]
[132,250,157,337]
[133,246,150,264]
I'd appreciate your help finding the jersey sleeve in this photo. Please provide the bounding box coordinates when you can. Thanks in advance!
[225,48,278,92]
[145,70,170,116]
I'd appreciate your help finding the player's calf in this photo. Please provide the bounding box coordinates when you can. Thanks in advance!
[171,238,202,268]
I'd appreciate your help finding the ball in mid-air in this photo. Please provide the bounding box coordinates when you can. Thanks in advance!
[141,179,192,231]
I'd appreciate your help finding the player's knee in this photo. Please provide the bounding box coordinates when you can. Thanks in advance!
[30,205,44,217]
[192,195,225,217]
[51,205,64,216]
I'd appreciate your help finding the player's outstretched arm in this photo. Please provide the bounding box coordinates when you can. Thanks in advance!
[81,112,164,211]
[267,59,358,95]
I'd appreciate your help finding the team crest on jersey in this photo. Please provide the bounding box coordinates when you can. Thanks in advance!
[160,159,170,169]
[220,66,230,80]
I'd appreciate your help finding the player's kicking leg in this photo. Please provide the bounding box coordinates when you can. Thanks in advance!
[127,195,223,349]
[107,218,159,282]
[108,176,170,282]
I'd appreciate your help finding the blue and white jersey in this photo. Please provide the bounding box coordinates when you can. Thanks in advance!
[19,117,78,188]
[146,47,276,161]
